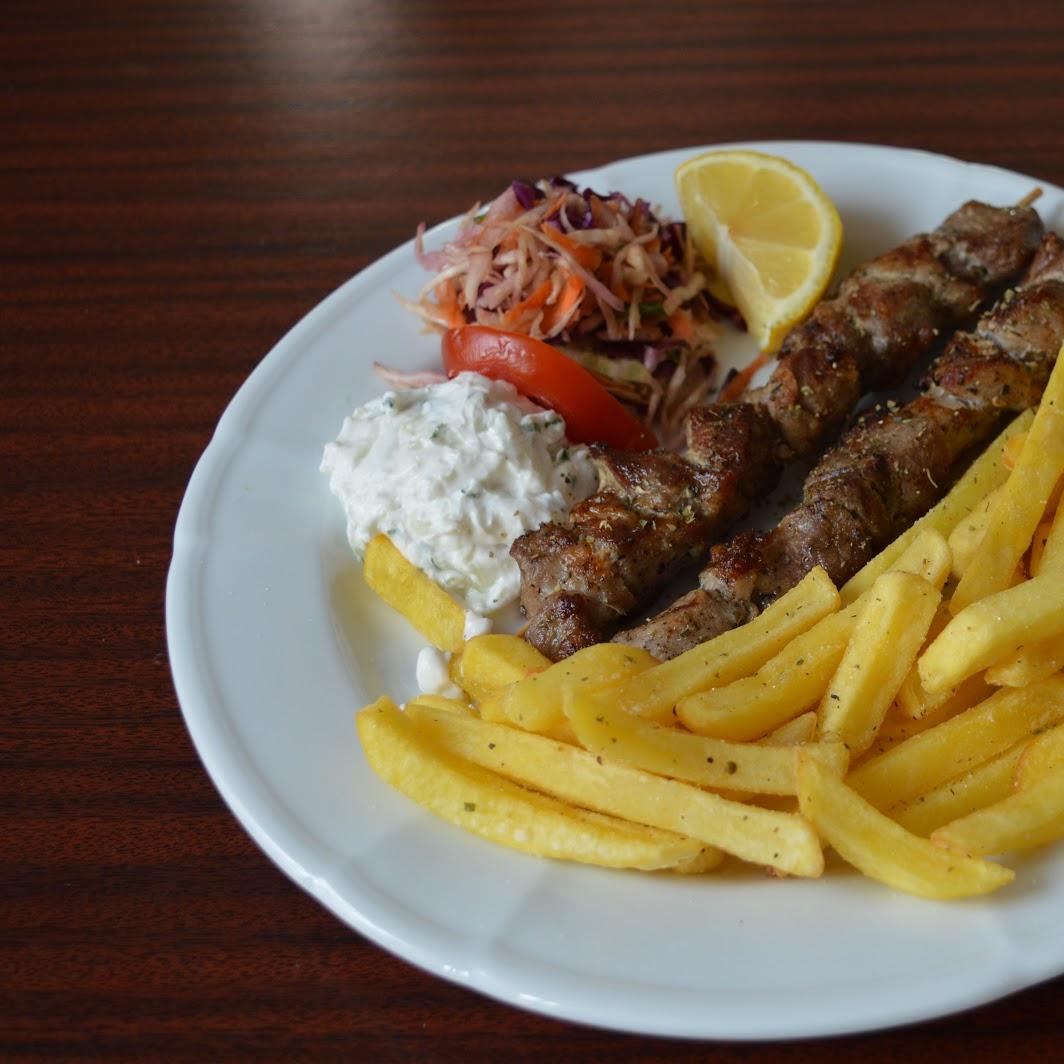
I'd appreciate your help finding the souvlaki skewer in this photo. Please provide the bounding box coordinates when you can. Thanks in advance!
[513,200,1046,660]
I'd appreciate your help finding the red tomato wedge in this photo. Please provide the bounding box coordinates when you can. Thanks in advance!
[441,326,658,451]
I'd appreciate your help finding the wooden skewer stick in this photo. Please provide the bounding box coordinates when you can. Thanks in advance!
[1017,187,1044,208]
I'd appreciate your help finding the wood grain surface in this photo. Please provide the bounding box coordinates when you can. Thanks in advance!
[4,1,1063,1058]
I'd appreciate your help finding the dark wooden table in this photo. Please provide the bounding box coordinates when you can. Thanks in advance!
[5,1,1063,1058]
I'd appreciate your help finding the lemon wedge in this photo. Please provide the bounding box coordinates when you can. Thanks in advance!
[675,149,843,352]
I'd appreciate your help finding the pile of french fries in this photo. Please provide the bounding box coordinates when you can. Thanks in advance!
[356,344,1064,900]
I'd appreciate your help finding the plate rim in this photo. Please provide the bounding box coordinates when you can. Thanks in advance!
[167,139,1064,1040]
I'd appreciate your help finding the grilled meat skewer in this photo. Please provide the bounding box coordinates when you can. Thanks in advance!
[616,232,1064,660]
[513,201,1045,661]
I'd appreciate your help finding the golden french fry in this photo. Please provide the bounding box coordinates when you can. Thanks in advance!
[860,686,984,763]
[565,691,848,795]
[403,701,823,877]
[616,567,840,724]
[952,348,1064,611]
[481,643,656,737]
[947,487,1001,580]
[920,572,1064,693]
[895,604,971,720]
[454,634,549,705]
[819,572,940,755]
[841,411,1033,604]
[670,848,729,875]
[1038,489,1064,572]
[363,534,465,652]
[796,753,1013,899]
[896,663,994,724]
[928,486,1064,696]
[847,677,1064,809]
[447,653,466,699]
[888,742,1027,837]
[678,529,952,741]
[404,694,474,716]
[677,606,853,740]
[1028,519,1054,576]
[763,711,819,745]
[932,772,1064,856]
[1001,431,1027,470]
[1014,722,1064,791]
[985,633,1064,688]
[893,526,955,590]
[357,698,716,871]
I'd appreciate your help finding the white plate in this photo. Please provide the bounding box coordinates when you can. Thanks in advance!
[167,142,1064,1040]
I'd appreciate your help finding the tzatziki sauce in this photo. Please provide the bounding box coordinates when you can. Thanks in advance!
[321,371,597,614]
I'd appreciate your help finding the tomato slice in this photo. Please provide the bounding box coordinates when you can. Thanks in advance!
[441,326,658,451]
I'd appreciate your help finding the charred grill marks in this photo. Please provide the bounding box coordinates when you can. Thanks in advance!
[617,233,1064,660]
[513,201,1045,661]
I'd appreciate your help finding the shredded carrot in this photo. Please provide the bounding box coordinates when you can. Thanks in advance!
[540,273,586,335]
[434,282,465,328]
[540,224,602,271]
[497,229,521,254]
[718,349,773,403]
[502,278,553,326]
[540,192,568,222]
[667,308,695,343]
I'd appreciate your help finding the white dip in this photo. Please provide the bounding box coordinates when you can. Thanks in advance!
[414,647,464,699]
[320,371,597,614]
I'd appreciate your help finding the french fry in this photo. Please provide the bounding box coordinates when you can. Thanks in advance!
[363,534,465,652]
[931,773,1064,856]
[763,711,819,746]
[678,529,952,741]
[985,633,1064,688]
[403,702,823,877]
[947,487,1001,580]
[818,572,940,755]
[1003,436,1064,521]
[888,742,1027,837]
[896,664,993,723]
[565,691,848,796]
[357,698,716,871]
[405,693,474,716]
[895,604,974,720]
[615,567,840,724]
[840,410,1033,604]
[860,687,982,763]
[480,643,656,737]
[1028,519,1055,576]
[670,848,730,875]
[796,753,1014,899]
[454,634,549,705]
[951,346,1064,611]
[878,524,954,590]
[1001,431,1027,470]
[1014,722,1064,791]
[677,606,853,740]
[846,678,1064,809]
[447,653,466,699]
[1038,489,1064,571]
[919,572,1064,693]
